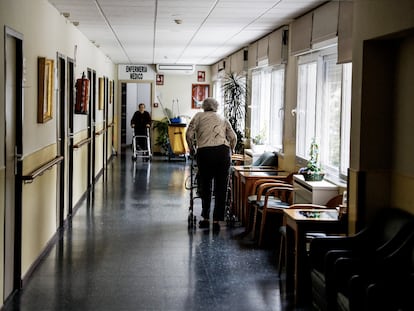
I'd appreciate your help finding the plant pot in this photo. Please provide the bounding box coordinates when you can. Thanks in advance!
[302,172,325,182]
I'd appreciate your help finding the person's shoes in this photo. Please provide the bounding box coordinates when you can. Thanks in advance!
[212,222,220,232]
[198,219,210,229]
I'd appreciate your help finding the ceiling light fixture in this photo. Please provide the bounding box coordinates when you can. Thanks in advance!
[174,19,182,25]
[62,12,70,18]
[72,21,79,26]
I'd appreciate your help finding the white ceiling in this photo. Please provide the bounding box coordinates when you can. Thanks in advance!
[48,0,326,65]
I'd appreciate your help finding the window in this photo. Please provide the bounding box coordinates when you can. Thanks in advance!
[269,69,285,149]
[250,66,285,150]
[296,46,352,179]
[212,79,224,115]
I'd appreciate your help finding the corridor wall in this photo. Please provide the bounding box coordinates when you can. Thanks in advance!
[0,0,116,305]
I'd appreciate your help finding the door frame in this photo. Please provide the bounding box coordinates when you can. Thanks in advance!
[56,53,66,228]
[4,26,24,298]
[67,58,75,216]
[87,69,96,190]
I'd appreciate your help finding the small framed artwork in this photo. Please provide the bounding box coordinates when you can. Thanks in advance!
[109,80,113,104]
[98,77,104,110]
[191,84,210,109]
[197,71,205,82]
[156,74,164,85]
[37,57,54,123]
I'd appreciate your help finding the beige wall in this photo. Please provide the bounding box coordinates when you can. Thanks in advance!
[152,65,212,121]
[0,0,116,304]
[280,34,299,174]
[391,36,414,212]
[73,131,90,205]
[349,0,414,229]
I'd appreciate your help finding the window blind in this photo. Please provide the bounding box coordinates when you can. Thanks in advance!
[230,49,245,74]
[311,1,339,45]
[248,41,258,69]
[290,12,313,55]
[337,1,353,64]
[224,57,230,74]
[268,27,288,66]
[257,36,269,64]
[211,62,219,80]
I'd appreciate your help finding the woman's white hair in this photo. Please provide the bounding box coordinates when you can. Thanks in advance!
[201,97,219,112]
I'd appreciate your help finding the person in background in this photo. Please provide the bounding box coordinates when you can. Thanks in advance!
[186,97,237,231]
[131,103,152,150]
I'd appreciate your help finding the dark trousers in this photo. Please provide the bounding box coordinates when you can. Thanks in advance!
[196,145,231,221]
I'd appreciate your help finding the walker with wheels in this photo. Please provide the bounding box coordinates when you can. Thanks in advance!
[185,153,198,229]
[132,127,152,161]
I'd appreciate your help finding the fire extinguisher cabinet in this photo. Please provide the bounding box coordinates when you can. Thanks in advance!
[75,72,89,114]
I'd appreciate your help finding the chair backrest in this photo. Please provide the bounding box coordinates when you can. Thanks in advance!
[284,172,295,185]
[288,194,343,210]
[250,178,283,196]
[264,183,295,205]
[363,208,414,254]
[250,173,294,196]
[325,194,343,208]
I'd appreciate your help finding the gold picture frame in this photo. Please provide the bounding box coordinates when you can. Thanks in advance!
[98,77,104,110]
[37,57,54,123]
[109,80,113,104]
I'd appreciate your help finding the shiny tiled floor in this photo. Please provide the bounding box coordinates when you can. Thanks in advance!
[4,151,310,311]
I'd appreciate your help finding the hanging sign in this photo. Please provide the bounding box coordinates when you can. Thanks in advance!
[118,64,155,80]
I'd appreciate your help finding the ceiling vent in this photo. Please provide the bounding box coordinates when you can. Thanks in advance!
[156,64,195,75]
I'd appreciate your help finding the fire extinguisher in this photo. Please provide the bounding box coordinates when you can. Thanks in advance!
[75,72,89,114]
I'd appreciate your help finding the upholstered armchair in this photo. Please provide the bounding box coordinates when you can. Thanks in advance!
[335,231,414,311]
[309,207,414,311]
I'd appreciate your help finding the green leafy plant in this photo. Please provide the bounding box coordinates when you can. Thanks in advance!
[152,117,169,155]
[222,72,248,153]
[299,138,324,181]
[307,139,321,173]
[252,127,266,145]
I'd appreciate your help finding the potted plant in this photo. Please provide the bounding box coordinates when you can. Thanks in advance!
[152,117,170,155]
[222,72,248,154]
[252,128,267,153]
[299,139,325,181]
[252,133,265,145]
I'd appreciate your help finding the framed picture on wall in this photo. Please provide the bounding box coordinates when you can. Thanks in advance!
[109,80,113,104]
[98,77,104,110]
[191,84,209,109]
[37,57,54,123]
[197,71,205,82]
[156,74,164,85]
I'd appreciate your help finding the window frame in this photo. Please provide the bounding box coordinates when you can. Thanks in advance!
[295,46,352,182]
[250,64,286,152]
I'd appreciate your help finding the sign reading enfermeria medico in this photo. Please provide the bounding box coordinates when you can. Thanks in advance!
[118,64,156,80]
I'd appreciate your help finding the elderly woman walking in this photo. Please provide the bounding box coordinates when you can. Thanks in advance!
[186,97,237,231]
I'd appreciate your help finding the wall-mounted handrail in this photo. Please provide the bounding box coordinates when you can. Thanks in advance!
[73,137,92,149]
[95,129,105,136]
[22,155,64,184]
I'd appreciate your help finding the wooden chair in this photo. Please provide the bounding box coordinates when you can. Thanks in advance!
[245,173,294,237]
[231,153,245,165]
[252,183,295,247]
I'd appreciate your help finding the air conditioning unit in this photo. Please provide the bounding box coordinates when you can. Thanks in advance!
[156,64,195,75]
